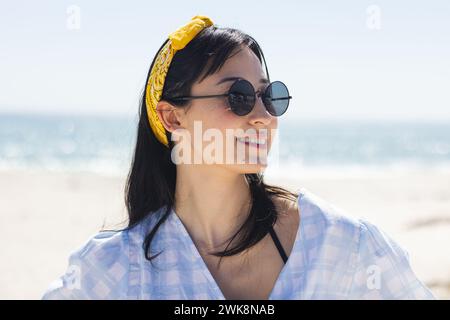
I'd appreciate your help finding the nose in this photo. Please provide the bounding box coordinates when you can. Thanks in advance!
[248,92,273,126]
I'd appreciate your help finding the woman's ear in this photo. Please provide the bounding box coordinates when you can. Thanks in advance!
[156,100,185,133]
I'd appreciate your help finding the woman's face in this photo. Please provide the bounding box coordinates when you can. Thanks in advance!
[173,45,278,174]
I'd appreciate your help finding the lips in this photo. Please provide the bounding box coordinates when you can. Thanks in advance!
[235,136,267,148]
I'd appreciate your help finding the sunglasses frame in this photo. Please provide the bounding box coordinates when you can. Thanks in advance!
[168,79,292,117]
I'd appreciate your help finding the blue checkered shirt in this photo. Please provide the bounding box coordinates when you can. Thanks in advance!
[42,187,436,299]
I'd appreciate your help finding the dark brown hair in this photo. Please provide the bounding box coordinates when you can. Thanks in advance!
[124,25,298,267]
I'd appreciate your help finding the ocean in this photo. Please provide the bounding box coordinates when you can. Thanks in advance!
[1,113,449,178]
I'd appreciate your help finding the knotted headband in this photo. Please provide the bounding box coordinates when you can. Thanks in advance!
[145,15,214,147]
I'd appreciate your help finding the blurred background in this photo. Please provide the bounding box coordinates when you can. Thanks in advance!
[0,0,449,299]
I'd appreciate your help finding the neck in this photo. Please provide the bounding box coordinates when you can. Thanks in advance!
[174,164,252,252]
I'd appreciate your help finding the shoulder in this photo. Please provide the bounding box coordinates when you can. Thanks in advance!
[271,187,361,257]
[42,206,170,300]
[296,188,362,283]
[42,227,138,300]
[270,192,301,255]
[272,192,300,230]
[350,219,435,299]
[297,188,435,299]
[298,188,362,246]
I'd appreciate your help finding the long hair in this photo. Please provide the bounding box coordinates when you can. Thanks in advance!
[124,25,298,267]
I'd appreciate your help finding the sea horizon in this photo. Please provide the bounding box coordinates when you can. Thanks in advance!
[1,112,449,178]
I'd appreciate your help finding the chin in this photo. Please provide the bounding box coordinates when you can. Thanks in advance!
[231,163,268,175]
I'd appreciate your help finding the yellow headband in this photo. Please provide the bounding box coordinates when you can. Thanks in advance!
[145,15,214,147]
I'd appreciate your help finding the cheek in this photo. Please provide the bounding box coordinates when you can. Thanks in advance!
[183,107,242,146]
[206,108,242,133]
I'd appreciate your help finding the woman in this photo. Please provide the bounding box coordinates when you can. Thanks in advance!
[43,15,435,300]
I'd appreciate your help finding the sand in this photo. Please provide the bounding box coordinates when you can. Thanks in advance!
[0,168,449,299]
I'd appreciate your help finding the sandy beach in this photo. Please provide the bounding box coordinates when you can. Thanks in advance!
[1,168,449,299]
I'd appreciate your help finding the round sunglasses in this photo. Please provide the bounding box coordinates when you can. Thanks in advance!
[169,79,292,117]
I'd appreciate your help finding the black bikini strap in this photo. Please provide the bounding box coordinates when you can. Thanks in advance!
[269,226,288,264]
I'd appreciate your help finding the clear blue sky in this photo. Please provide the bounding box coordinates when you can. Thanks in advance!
[1,0,449,120]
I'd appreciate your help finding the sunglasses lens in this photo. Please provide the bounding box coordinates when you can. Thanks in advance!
[228,80,255,116]
[263,81,290,116]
